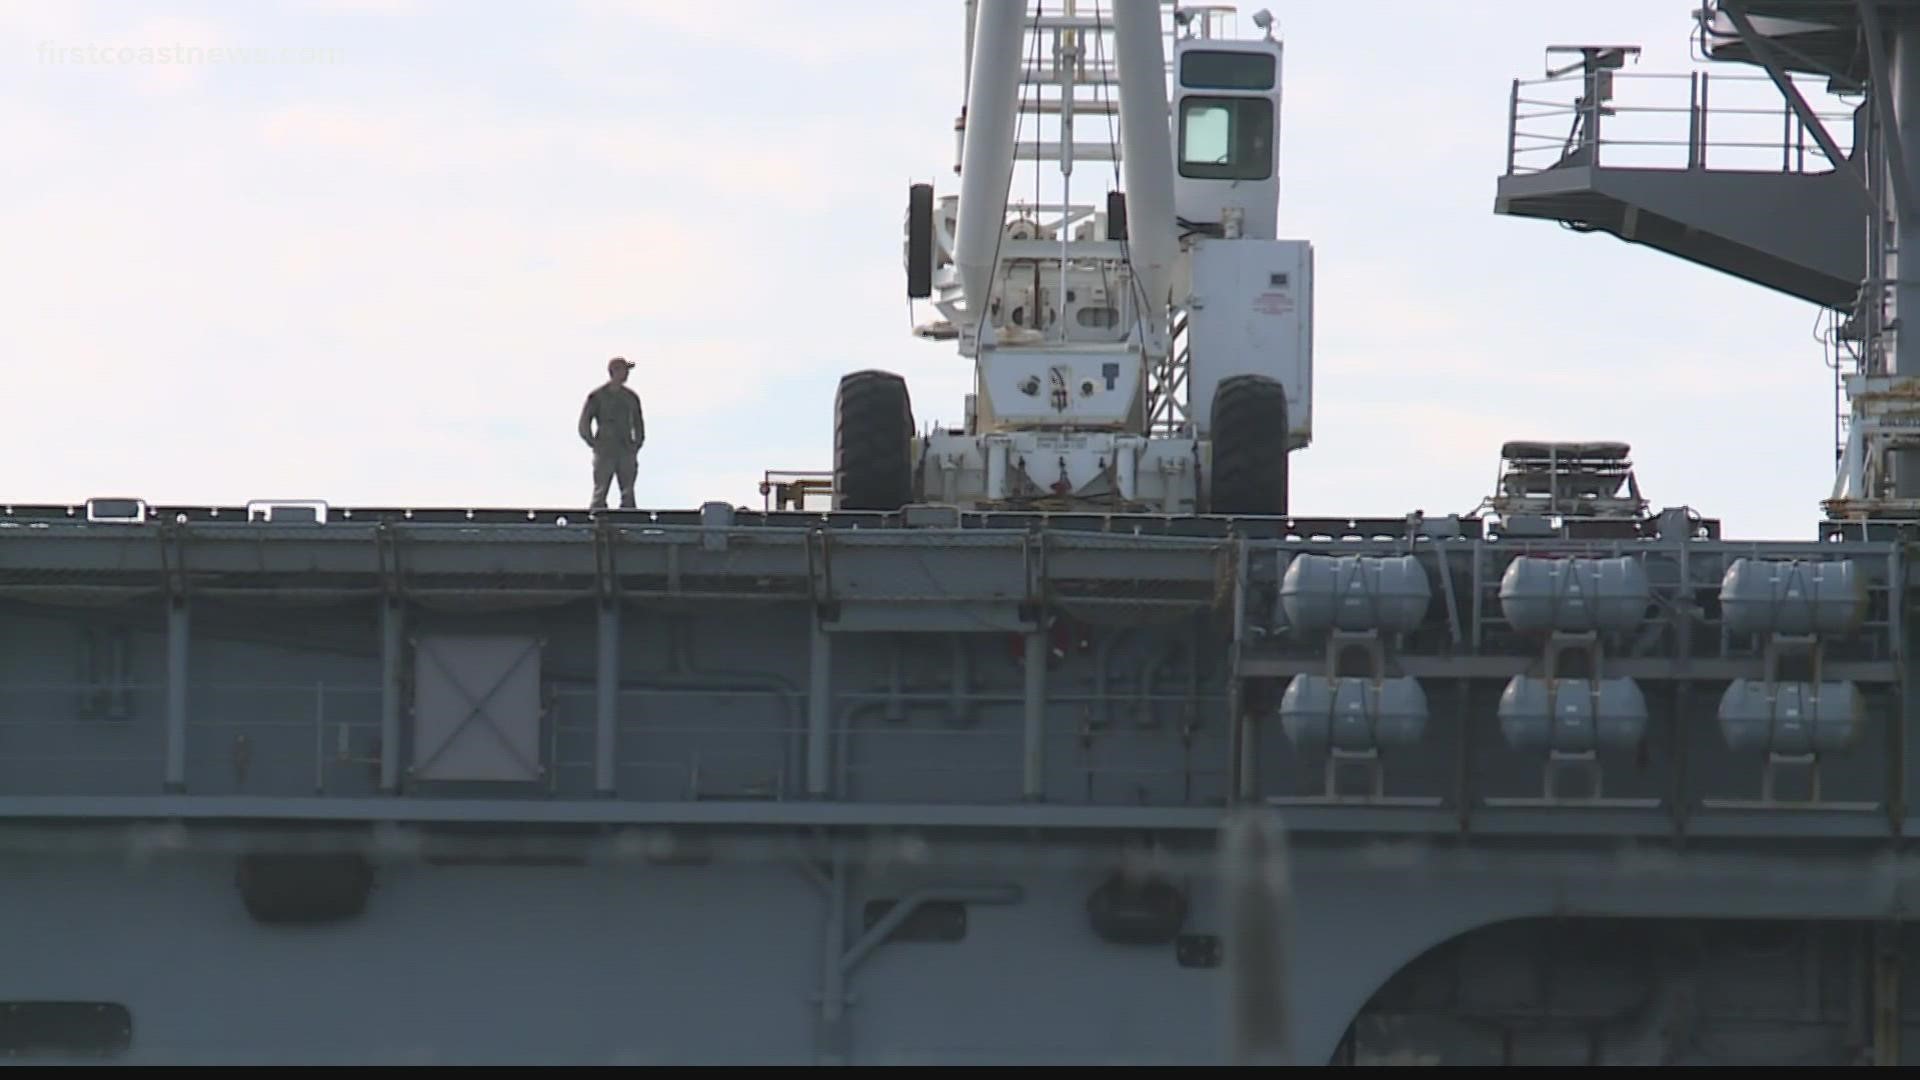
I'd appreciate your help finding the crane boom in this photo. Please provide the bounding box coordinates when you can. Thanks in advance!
[953,0,1028,333]
[1112,0,1177,344]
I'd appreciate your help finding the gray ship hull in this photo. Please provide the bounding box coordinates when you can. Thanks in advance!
[1,831,1913,1064]
[1,502,1915,1064]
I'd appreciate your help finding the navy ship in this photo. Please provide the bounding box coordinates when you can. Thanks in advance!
[1,0,1913,1065]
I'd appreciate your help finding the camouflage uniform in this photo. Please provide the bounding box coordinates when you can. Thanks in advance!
[578,361,646,510]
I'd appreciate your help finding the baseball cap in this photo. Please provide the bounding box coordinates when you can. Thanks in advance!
[608,356,634,372]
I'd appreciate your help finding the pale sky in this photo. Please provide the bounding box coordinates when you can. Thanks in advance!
[1,1,1859,540]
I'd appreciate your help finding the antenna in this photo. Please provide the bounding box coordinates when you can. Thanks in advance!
[1544,45,1641,80]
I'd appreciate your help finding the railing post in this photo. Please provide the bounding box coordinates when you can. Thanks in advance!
[1783,97,1793,173]
[1699,72,1711,169]
[1506,77,1520,175]
[1687,71,1701,169]
[1585,70,1602,167]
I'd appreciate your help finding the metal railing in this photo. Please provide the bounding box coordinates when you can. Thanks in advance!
[0,681,383,796]
[760,470,833,512]
[1504,67,1858,177]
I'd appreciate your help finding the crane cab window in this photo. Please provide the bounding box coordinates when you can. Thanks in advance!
[1178,96,1273,181]
[1179,50,1275,91]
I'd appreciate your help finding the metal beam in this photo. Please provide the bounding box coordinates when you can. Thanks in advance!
[1721,0,1873,210]
[1704,7,1866,93]
[0,794,1242,829]
[0,794,1904,843]
[1022,630,1046,800]
[164,598,188,793]
[595,602,620,797]
[1238,654,1899,683]
[1876,921,1902,1064]
[379,601,403,794]
[807,615,834,797]
[1857,0,1920,225]
[1230,539,1253,804]
[815,846,850,1065]
[839,883,1023,978]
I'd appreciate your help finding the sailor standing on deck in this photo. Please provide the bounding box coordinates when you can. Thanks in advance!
[578,356,646,510]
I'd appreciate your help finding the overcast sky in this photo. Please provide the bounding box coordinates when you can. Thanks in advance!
[0,1,1859,540]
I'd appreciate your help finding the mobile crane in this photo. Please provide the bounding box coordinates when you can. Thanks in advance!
[832,0,1312,517]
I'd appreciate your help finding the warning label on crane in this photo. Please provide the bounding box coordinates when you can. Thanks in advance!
[1251,290,1294,317]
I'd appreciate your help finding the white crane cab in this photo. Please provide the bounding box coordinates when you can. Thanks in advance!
[833,2,1312,519]
[1172,34,1313,463]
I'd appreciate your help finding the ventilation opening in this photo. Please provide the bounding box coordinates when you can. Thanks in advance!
[0,1002,131,1058]
[1075,305,1119,329]
[236,853,375,925]
[1087,872,1189,946]
[1175,933,1222,969]
[862,899,967,943]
